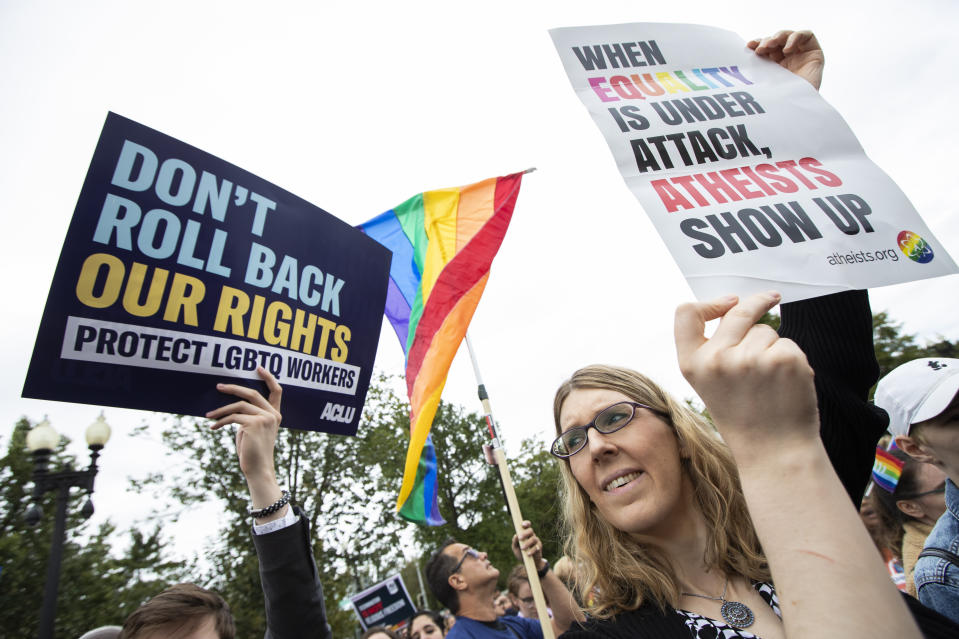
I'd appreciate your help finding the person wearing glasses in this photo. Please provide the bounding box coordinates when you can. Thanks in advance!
[870,446,948,597]
[546,30,959,639]
[507,565,545,620]
[550,289,937,639]
[423,523,583,639]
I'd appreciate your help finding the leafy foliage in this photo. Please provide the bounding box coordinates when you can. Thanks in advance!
[0,419,185,639]
[128,375,416,637]
[871,311,959,383]
[510,440,564,567]
[757,311,781,331]
[131,374,564,636]
[761,308,957,398]
[354,385,563,597]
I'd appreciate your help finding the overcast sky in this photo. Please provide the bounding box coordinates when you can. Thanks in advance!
[2,0,957,562]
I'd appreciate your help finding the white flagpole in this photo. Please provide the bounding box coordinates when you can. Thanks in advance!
[464,334,555,639]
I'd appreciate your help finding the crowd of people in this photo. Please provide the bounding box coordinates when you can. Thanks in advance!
[72,29,959,639]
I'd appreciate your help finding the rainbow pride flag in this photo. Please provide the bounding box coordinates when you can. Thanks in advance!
[359,172,526,524]
[872,445,904,493]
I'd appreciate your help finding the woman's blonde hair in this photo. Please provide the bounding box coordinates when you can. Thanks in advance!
[553,365,769,617]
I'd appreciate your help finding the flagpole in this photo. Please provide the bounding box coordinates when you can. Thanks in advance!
[465,334,555,639]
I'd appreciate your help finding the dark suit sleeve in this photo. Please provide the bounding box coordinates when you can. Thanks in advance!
[778,289,888,505]
[252,507,332,639]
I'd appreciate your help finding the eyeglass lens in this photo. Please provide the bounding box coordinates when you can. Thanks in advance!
[553,402,637,457]
[451,547,479,573]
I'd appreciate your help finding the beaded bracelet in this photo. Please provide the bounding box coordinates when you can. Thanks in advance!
[250,490,291,519]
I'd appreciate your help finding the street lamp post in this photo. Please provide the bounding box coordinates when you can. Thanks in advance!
[25,413,111,639]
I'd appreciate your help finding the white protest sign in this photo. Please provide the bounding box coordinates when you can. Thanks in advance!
[550,23,957,302]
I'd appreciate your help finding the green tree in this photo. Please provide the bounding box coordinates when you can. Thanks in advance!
[133,374,567,636]
[872,311,959,381]
[757,311,781,331]
[757,307,957,398]
[0,418,184,639]
[389,401,516,585]
[364,393,563,592]
[511,440,563,565]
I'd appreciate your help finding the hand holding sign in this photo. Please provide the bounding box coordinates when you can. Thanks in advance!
[550,23,957,302]
[207,366,287,522]
[747,30,824,90]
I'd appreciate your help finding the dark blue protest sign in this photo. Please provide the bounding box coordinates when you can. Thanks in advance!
[22,112,390,435]
[350,574,417,630]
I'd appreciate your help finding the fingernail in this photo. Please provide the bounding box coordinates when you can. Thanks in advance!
[767,291,782,301]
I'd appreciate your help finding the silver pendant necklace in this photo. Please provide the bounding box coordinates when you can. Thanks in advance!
[682,575,755,629]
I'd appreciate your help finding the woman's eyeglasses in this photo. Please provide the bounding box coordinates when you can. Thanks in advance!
[551,401,665,458]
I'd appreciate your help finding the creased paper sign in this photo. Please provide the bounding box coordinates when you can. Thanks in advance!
[550,23,956,301]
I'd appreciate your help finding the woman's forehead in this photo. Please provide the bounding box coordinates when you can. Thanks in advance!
[560,388,633,426]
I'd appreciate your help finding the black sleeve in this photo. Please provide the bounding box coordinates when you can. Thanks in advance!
[777,290,888,504]
[901,591,959,638]
[252,507,332,639]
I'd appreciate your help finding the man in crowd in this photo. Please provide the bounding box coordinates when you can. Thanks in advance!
[879,357,959,624]
[424,522,583,639]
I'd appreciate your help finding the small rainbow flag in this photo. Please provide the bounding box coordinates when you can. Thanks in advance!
[872,445,904,493]
[359,172,526,524]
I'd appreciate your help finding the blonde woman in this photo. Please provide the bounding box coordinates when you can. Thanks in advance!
[551,291,927,638]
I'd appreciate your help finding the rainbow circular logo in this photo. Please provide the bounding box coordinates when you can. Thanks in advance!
[897,230,934,263]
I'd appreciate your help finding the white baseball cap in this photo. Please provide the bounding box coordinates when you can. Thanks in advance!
[875,357,959,438]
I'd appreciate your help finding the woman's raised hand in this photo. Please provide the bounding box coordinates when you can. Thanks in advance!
[674,291,819,459]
